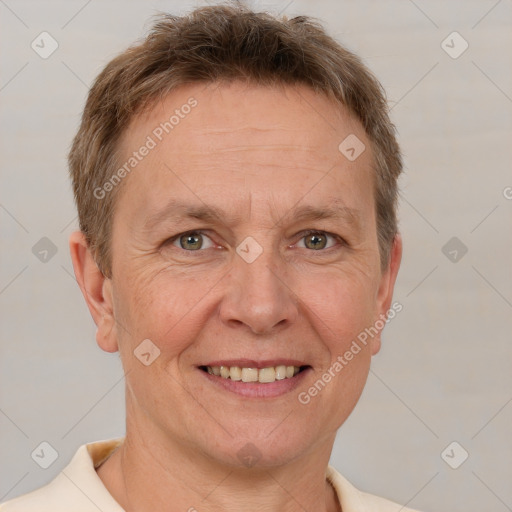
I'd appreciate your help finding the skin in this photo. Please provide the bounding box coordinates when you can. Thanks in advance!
[70,81,402,512]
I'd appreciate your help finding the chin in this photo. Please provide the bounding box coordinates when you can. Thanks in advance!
[214,428,319,470]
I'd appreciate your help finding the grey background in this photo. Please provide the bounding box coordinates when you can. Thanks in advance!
[1,1,511,511]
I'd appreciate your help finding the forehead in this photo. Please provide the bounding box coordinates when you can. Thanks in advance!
[122,81,368,163]
[114,81,374,223]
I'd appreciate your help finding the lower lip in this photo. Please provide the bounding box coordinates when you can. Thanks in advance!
[199,367,311,398]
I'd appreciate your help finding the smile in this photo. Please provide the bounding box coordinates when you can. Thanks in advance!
[201,365,304,383]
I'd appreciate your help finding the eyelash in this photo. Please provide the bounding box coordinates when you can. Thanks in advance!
[166,229,345,253]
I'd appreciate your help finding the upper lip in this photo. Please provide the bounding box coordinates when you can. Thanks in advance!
[200,359,309,369]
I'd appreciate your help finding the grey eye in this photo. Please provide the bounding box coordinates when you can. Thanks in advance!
[173,232,214,251]
[298,232,336,250]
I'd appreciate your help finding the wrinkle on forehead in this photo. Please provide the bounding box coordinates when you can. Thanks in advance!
[119,81,366,169]
[113,81,375,241]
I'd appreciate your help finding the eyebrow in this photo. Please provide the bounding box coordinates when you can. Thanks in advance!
[143,198,361,231]
[280,203,361,228]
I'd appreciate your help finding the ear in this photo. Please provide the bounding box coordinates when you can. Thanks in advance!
[69,231,118,353]
[371,233,403,355]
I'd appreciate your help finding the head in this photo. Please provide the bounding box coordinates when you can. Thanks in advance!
[69,3,402,468]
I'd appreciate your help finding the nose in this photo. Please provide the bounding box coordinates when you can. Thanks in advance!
[218,249,299,335]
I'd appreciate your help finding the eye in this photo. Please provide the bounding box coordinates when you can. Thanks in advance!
[171,231,215,251]
[296,230,339,250]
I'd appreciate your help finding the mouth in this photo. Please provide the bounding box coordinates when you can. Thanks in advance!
[199,364,310,383]
[198,361,311,398]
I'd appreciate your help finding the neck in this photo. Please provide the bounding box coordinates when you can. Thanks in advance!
[97,420,341,512]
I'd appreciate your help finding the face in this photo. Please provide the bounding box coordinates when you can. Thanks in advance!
[88,81,400,468]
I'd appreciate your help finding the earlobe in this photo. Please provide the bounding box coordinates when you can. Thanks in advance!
[69,231,118,353]
[371,233,403,356]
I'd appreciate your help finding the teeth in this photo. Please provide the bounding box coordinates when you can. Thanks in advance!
[230,366,242,381]
[241,368,258,383]
[204,365,302,383]
[275,365,287,380]
[258,367,276,383]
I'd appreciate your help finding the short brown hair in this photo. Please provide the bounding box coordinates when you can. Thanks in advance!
[68,2,402,278]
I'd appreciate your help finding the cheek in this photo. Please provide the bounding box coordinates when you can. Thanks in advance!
[113,267,215,357]
[299,268,378,348]
[299,273,375,425]
[112,273,206,406]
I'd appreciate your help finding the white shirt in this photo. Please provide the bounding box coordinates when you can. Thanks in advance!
[0,439,420,511]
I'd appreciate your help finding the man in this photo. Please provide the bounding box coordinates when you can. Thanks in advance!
[1,3,416,511]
